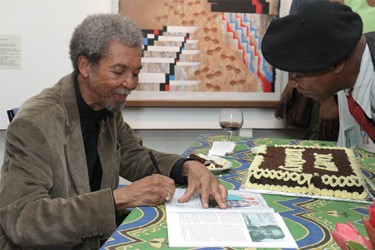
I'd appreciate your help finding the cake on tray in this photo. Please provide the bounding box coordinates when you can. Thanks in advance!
[243,145,367,200]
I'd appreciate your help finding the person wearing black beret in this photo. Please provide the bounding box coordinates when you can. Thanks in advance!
[262,1,375,148]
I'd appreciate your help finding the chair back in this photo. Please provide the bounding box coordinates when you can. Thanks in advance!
[7,108,19,122]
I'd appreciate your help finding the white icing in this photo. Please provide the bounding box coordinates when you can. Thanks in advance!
[244,145,367,200]
[278,148,305,173]
[313,153,338,172]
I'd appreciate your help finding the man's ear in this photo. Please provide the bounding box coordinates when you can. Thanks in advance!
[333,60,345,73]
[77,55,90,78]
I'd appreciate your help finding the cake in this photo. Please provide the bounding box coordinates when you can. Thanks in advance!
[243,145,367,200]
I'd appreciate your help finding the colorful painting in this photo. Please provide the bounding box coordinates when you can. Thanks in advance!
[119,0,281,107]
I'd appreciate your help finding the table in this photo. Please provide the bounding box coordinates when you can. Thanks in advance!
[101,134,375,250]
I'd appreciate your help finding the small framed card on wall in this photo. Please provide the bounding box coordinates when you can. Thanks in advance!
[119,0,281,107]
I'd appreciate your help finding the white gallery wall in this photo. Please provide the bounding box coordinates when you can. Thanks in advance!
[0,0,115,129]
[0,0,297,179]
[0,0,293,130]
[0,0,297,165]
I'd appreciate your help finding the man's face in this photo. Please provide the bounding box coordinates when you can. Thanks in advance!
[287,68,341,102]
[261,226,284,239]
[87,40,142,111]
[252,226,284,240]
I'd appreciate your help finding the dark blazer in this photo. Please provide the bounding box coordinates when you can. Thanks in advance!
[0,73,182,249]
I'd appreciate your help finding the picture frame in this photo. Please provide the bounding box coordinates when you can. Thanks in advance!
[119,0,282,108]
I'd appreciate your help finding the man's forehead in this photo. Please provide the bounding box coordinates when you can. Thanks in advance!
[102,42,141,67]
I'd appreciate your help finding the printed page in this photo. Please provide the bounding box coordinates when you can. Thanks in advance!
[166,188,273,213]
[167,211,297,248]
[166,188,297,248]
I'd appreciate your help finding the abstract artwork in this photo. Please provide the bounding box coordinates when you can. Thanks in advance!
[119,0,281,107]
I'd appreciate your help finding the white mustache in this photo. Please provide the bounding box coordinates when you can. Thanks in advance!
[112,88,132,96]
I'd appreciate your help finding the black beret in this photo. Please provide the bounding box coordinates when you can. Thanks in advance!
[261,1,363,72]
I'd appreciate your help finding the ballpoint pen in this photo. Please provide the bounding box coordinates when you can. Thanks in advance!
[149,151,162,174]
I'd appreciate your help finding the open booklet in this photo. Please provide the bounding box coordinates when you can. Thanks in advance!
[166,188,298,248]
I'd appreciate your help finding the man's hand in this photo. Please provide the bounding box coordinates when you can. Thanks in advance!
[319,96,339,140]
[275,84,295,120]
[178,160,228,209]
[113,174,176,210]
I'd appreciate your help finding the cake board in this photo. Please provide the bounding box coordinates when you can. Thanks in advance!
[240,174,375,204]
[240,188,373,204]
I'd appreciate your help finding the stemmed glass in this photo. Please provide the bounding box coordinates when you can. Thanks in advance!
[219,109,243,140]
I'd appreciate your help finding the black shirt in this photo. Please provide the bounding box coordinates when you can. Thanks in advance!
[73,75,188,193]
[74,76,107,192]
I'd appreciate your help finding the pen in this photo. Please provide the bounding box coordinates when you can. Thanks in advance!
[149,151,162,174]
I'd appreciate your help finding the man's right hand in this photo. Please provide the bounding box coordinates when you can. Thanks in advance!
[113,174,176,210]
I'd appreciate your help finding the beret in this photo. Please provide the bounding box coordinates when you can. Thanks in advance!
[261,1,363,72]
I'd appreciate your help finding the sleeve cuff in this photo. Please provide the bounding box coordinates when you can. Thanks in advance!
[169,158,190,185]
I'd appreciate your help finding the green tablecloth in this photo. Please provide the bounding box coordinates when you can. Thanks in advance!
[101,135,375,250]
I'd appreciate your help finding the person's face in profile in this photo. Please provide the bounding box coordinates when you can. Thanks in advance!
[287,64,343,102]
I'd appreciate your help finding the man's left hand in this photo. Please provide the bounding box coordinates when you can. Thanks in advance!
[177,160,228,209]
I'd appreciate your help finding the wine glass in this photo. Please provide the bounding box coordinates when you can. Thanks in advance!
[219,109,243,140]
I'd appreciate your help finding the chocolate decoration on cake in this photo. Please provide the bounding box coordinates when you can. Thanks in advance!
[244,145,367,200]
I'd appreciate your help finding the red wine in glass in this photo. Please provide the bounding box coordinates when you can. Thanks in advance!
[219,109,243,139]
[219,121,243,131]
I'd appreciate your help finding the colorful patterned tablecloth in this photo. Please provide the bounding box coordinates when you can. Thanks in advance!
[101,134,375,250]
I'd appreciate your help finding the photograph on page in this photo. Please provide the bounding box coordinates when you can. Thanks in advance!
[167,188,272,212]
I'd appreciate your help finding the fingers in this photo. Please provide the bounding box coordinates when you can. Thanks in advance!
[200,186,210,209]
[200,183,227,209]
[177,184,196,203]
[197,173,222,209]
[182,175,226,209]
[179,161,229,209]
[164,190,173,202]
[154,175,175,202]
[158,181,174,202]
[156,188,174,204]
[213,185,228,209]
[116,175,175,207]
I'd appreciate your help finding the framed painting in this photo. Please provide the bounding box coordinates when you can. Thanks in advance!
[119,0,281,107]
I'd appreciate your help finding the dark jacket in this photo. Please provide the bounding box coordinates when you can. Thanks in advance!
[0,73,182,249]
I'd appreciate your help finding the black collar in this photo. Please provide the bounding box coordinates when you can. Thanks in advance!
[74,74,108,130]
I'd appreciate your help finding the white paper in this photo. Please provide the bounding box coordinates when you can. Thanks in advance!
[0,34,22,69]
[166,189,298,248]
[208,141,236,156]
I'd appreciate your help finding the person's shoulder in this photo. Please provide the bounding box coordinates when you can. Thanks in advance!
[14,73,75,127]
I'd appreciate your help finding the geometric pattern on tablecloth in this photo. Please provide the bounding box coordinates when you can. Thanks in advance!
[101,206,167,250]
[263,195,369,250]
[101,197,369,250]
[102,134,374,250]
[279,198,330,249]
